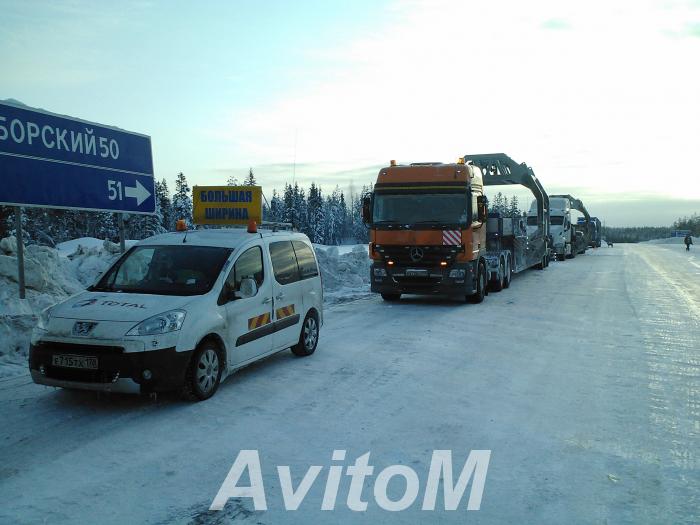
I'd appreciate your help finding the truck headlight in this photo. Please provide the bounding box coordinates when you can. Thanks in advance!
[126,310,186,336]
[449,269,466,278]
[37,306,53,330]
[374,267,387,277]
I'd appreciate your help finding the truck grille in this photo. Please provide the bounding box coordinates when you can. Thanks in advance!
[375,244,460,267]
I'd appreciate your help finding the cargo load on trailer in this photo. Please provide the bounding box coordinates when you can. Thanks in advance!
[362,153,550,303]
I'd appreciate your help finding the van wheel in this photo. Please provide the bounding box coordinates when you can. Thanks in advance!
[381,293,401,301]
[181,342,223,401]
[470,263,486,303]
[291,312,319,357]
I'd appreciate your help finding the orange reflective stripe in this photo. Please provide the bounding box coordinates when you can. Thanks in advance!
[275,304,295,319]
[247,312,271,330]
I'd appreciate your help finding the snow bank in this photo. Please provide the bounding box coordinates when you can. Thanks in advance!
[0,237,122,377]
[314,244,372,303]
[644,236,698,245]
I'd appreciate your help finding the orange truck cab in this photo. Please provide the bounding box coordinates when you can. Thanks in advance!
[362,154,551,303]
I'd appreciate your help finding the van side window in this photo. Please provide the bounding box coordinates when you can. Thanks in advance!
[269,241,300,285]
[227,246,264,293]
[292,241,319,280]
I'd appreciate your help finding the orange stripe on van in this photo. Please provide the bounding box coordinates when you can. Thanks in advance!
[247,312,271,330]
[275,304,296,319]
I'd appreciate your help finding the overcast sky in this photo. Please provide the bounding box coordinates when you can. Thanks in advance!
[1,0,699,226]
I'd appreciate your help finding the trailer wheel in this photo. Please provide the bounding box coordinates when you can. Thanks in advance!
[470,263,486,303]
[490,258,505,292]
[503,257,512,289]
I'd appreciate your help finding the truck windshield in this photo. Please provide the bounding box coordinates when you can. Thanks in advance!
[92,245,233,296]
[373,192,468,225]
[551,216,565,225]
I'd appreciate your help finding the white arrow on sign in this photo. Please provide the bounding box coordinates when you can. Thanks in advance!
[124,180,152,206]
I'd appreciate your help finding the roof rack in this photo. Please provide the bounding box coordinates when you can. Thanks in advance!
[260,221,295,232]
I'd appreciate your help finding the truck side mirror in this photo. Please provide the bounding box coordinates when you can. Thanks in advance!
[476,195,487,222]
[361,195,373,225]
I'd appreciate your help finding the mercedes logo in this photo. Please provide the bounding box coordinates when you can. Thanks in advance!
[409,247,424,262]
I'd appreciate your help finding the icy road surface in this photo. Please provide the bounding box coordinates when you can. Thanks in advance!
[0,244,698,524]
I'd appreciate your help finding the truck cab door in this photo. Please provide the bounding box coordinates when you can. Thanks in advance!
[220,246,273,366]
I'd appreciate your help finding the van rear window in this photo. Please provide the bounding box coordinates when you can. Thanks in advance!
[292,241,319,280]
[269,241,300,285]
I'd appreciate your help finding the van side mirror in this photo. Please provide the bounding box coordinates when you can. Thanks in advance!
[234,278,257,300]
[361,195,373,225]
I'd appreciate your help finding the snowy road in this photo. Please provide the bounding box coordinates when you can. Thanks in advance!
[0,244,698,524]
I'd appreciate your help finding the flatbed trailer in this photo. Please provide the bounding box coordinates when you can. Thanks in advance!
[464,154,551,282]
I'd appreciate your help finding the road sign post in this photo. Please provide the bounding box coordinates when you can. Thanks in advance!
[14,206,25,299]
[118,213,126,253]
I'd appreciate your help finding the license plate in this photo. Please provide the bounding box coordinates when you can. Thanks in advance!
[405,268,428,277]
[52,354,98,370]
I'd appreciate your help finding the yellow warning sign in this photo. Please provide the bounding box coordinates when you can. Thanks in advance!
[193,185,262,226]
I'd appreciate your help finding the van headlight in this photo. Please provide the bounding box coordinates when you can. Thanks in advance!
[126,310,186,336]
[37,307,53,330]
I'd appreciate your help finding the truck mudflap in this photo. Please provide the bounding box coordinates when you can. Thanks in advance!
[370,262,476,297]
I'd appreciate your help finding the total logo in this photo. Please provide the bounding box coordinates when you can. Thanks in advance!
[72,297,102,308]
[72,296,146,309]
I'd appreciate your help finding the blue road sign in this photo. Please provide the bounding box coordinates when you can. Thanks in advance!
[0,100,155,214]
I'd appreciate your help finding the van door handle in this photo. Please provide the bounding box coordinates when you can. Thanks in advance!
[276,292,285,300]
[262,297,272,304]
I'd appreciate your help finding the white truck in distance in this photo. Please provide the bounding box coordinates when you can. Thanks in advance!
[549,197,574,260]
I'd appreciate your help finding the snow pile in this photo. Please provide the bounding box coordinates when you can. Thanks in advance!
[645,236,698,245]
[0,237,121,377]
[314,244,372,303]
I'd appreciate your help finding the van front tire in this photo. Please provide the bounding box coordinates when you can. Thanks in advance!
[291,312,319,357]
[181,342,223,401]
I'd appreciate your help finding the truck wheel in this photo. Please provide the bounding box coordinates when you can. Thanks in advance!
[536,255,546,270]
[490,259,505,292]
[181,342,223,401]
[291,311,319,357]
[381,293,401,301]
[470,263,486,303]
[568,249,576,259]
[503,257,512,289]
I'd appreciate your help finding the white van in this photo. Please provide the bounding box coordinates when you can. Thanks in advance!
[29,228,323,400]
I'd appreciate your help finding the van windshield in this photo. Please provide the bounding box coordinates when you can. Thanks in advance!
[92,245,233,296]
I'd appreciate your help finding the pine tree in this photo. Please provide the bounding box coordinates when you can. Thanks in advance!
[307,183,324,243]
[491,192,506,215]
[172,172,193,228]
[508,196,521,218]
[155,179,172,232]
[244,168,257,186]
[226,174,239,186]
[269,190,284,222]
